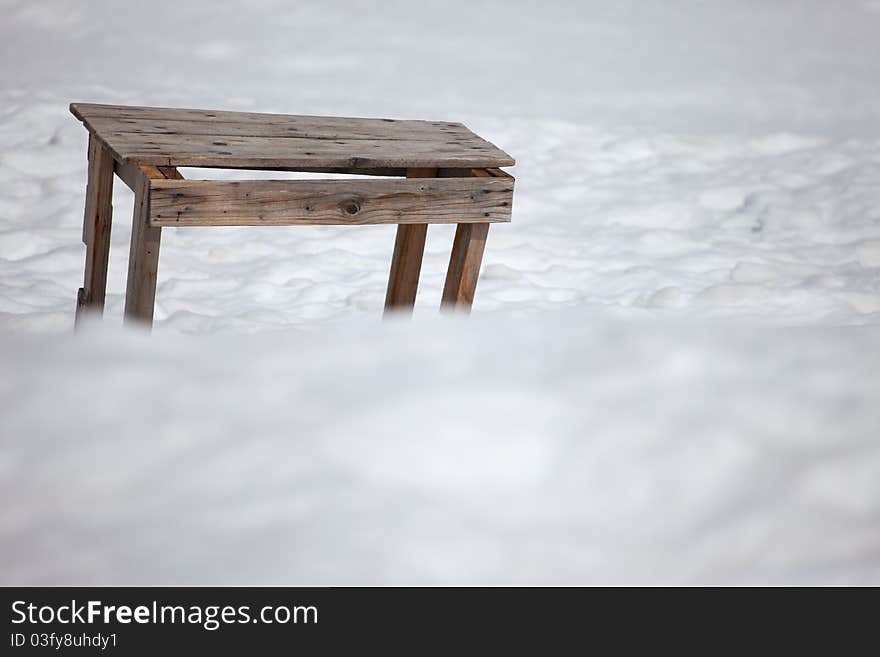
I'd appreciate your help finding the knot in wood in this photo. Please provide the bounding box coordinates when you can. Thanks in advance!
[342,200,361,215]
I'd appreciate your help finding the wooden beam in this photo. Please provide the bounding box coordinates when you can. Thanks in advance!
[436,168,506,311]
[80,114,476,141]
[148,176,512,227]
[71,103,471,135]
[123,165,169,328]
[442,223,490,312]
[114,158,143,192]
[383,168,436,314]
[156,165,184,180]
[75,135,115,327]
[115,159,183,191]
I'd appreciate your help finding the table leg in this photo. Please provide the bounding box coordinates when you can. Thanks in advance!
[441,222,489,312]
[74,135,114,327]
[383,167,436,314]
[123,172,162,328]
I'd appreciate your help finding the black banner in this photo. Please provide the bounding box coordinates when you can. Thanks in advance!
[1,587,874,653]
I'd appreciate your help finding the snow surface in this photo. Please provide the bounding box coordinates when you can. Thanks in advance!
[1,0,879,584]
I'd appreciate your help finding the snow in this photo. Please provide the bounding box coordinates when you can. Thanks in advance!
[1,0,879,584]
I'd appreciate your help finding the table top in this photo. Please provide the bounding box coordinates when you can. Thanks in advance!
[71,103,515,171]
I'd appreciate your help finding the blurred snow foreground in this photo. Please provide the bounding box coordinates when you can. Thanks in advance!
[2,0,880,584]
[3,317,879,585]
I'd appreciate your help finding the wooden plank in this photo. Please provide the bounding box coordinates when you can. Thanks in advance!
[437,169,500,310]
[441,223,490,311]
[95,129,505,154]
[74,135,115,327]
[383,168,437,313]
[96,131,513,170]
[83,115,475,141]
[384,224,428,312]
[82,136,98,243]
[70,103,463,129]
[123,166,165,327]
[70,103,516,170]
[148,176,513,227]
[117,148,510,170]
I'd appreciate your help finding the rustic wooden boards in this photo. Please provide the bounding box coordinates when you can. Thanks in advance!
[439,169,493,310]
[442,223,490,311]
[148,175,513,227]
[70,103,515,171]
[72,103,515,325]
[123,165,183,327]
[384,168,436,313]
[74,135,115,327]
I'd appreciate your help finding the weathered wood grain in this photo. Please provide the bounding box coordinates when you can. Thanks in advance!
[436,169,502,310]
[71,103,515,170]
[71,103,516,324]
[383,168,437,313]
[97,132,511,170]
[72,102,466,132]
[442,223,490,311]
[384,225,428,313]
[103,132,503,156]
[83,115,475,141]
[74,135,115,327]
[123,166,166,327]
[148,176,513,227]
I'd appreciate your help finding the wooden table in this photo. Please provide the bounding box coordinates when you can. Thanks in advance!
[70,103,515,328]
